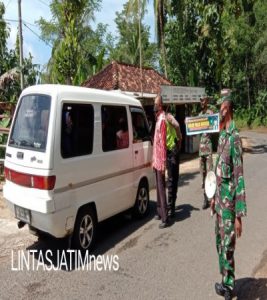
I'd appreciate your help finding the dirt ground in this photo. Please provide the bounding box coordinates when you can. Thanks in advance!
[0,188,12,219]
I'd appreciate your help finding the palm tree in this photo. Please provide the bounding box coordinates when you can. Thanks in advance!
[154,0,169,78]
[127,0,169,78]
[126,0,148,96]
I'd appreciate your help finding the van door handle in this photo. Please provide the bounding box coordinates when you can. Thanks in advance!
[135,150,139,154]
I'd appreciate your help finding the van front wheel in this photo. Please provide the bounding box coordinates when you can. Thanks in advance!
[72,207,96,252]
[133,181,149,218]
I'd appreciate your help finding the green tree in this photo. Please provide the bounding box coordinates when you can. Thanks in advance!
[38,0,101,85]
[0,2,39,103]
[126,0,170,77]
[165,1,199,86]
[111,2,158,68]
[0,2,9,75]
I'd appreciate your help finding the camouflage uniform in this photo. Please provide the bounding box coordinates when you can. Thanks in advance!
[215,120,247,291]
[199,109,213,188]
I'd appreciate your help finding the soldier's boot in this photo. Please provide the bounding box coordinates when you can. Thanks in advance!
[202,193,209,210]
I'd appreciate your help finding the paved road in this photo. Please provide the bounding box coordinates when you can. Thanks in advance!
[0,131,267,300]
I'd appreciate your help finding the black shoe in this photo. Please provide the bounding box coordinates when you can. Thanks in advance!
[169,212,175,219]
[159,221,169,229]
[154,215,161,220]
[215,283,232,299]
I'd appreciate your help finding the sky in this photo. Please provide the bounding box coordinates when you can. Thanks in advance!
[2,0,154,70]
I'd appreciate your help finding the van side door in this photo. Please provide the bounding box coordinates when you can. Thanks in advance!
[97,105,134,218]
[130,107,153,187]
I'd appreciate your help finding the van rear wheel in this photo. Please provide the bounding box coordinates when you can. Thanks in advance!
[72,207,96,252]
[133,181,149,218]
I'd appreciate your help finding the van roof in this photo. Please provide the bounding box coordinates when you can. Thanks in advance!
[21,84,142,106]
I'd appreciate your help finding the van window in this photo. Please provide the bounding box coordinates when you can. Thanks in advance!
[130,107,150,143]
[61,103,94,158]
[9,94,51,152]
[101,105,129,152]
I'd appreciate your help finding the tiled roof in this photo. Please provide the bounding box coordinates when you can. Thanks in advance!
[82,61,172,94]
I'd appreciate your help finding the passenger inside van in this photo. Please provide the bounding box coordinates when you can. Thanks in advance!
[132,113,148,142]
[116,118,129,149]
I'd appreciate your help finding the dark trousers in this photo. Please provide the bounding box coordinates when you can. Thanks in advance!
[167,148,180,213]
[155,169,168,223]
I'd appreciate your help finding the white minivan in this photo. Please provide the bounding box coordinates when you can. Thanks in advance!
[3,84,154,251]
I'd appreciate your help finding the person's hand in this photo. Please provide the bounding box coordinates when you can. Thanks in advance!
[210,198,215,216]
[235,217,242,238]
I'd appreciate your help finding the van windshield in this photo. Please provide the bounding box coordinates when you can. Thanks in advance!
[9,94,51,152]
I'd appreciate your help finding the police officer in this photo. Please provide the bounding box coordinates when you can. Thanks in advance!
[166,108,182,218]
[210,96,247,300]
[199,96,213,209]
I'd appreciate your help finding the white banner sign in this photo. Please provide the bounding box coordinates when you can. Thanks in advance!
[161,85,206,104]
[185,113,220,135]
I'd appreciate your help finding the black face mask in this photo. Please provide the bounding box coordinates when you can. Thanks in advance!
[154,105,159,114]
[220,110,227,123]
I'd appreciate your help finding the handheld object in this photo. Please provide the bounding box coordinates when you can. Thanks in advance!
[205,171,217,199]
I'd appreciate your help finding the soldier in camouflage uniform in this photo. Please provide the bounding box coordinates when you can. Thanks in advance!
[199,96,213,209]
[210,98,247,300]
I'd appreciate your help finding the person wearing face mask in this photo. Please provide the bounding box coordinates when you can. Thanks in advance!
[210,94,247,300]
[199,96,213,209]
[152,95,169,228]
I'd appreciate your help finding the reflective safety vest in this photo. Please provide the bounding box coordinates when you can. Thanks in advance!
[166,120,178,150]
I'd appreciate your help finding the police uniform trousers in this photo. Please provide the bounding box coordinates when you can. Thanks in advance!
[167,147,180,213]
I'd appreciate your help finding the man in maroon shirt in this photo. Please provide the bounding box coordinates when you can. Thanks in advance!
[152,95,168,228]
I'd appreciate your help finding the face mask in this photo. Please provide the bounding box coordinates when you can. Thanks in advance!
[220,113,225,123]
[154,105,159,114]
[219,109,227,131]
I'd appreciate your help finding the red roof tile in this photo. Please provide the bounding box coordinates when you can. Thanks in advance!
[82,61,172,94]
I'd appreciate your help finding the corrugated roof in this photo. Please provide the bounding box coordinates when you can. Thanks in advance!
[82,61,172,94]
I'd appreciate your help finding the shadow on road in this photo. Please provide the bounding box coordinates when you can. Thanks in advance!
[26,202,157,271]
[95,201,156,255]
[179,171,199,187]
[235,277,267,299]
[243,144,267,154]
[173,203,200,223]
